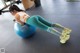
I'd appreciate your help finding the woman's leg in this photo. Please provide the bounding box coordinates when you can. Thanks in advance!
[36,16,70,44]
[47,27,70,44]
[37,16,71,35]
[27,15,70,44]
[37,15,52,27]
[27,15,49,30]
[35,16,71,43]
[28,15,71,35]
[47,27,61,36]
[29,15,67,29]
[37,16,68,30]
[54,23,71,34]
[52,23,65,29]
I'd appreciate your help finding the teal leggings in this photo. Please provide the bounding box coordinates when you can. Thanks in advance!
[26,15,63,36]
[26,15,53,31]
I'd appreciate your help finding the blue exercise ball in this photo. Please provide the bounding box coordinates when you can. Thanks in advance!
[14,23,36,38]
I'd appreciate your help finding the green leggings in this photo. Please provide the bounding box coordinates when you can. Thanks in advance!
[26,15,53,30]
[26,15,64,36]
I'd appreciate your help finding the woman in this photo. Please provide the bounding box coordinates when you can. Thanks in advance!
[9,5,71,44]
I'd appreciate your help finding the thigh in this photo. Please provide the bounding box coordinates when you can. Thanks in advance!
[37,15,52,27]
[26,15,49,30]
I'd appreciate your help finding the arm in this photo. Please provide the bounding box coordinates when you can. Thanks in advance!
[15,14,25,26]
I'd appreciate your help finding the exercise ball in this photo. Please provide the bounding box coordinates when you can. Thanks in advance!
[14,23,36,38]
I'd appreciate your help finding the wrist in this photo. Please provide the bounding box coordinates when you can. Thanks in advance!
[21,23,26,26]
